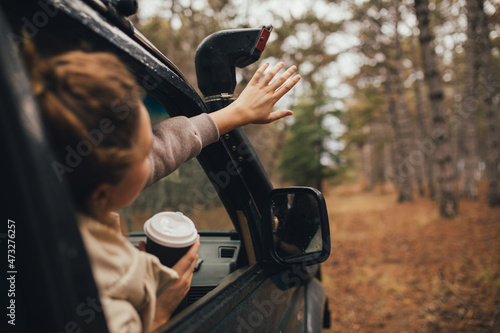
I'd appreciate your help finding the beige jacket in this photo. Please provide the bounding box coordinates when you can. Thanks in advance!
[79,114,219,332]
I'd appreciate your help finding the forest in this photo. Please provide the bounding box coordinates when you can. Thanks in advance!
[129,0,500,219]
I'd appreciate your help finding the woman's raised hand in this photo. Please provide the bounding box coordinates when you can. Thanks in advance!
[209,62,301,135]
[236,62,301,124]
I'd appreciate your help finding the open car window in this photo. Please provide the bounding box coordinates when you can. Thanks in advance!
[119,94,234,233]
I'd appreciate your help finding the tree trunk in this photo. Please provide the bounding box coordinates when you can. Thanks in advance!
[411,38,436,198]
[414,0,458,217]
[383,58,414,200]
[382,63,401,184]
[384,142,394,188]
[459,0,480,199]
[451,49,464,198]
[477,0,500,205]
[392,7,415,202]
[362,140,374,190]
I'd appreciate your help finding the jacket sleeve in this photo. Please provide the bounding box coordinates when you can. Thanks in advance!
[78,213,179,333]
[146,113,219,187]
[100,297,143,333]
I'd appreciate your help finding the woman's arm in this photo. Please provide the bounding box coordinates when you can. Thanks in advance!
[147,114,219,186]
[147,62,300,186]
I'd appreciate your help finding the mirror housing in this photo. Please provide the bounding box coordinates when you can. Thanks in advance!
[264,187,331,266]
[195,25,272,98]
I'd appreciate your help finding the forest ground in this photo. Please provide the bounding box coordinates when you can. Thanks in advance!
[321,181,500,333]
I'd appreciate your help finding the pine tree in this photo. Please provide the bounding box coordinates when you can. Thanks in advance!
[459,0,481,199]
[279,87,340,191]
[414,0,458,217]
[477,0,500,206]
[410,37,436,199]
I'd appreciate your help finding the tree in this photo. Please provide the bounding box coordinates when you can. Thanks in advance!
[344,0,397,192]
[279,86,339,191]
[340,0,418,199]
[391,1,416,202]
[138,0,230,83]
[414,0,458,217]
[477,0,500,206]
[459,0,481,199]
[259,6,344,189]
[340,80,392,189]
[410,37,436,198]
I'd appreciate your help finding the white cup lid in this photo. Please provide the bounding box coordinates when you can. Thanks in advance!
[144,212,197,248]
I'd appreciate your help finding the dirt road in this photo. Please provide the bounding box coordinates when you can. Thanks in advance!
[322,183,500,332]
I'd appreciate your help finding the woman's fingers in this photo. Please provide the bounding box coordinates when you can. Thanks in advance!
[172,235,200,274]
[257,63,300,98]
[261,62,285,85]
[267,110,294,123]
[268,65,298,91]
[252,110,293,125]
[274,73,301,99]
[249,62,270,85]
[250,62,300,93]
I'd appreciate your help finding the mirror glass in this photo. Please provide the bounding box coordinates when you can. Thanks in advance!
[271,192,323,259]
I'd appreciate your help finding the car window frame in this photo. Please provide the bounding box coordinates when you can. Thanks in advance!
[3,0,282,330]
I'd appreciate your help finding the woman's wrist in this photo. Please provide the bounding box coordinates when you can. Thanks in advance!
[208,102,248,135]
[152,299,175,330]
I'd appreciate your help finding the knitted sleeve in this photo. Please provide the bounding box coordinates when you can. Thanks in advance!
[147,113,219,187]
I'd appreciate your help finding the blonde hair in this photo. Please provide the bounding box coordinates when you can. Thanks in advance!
[30,49,144,212]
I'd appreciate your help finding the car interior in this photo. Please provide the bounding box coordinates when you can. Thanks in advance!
[6,0,257,319]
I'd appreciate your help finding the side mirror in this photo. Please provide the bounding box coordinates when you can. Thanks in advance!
[264,187,331,266]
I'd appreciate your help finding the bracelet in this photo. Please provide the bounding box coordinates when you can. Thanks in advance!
[204,93,235,103]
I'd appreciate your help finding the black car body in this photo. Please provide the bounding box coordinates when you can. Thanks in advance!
[1,1,331,332]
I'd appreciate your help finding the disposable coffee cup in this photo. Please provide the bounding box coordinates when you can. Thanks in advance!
[144,212,198,267]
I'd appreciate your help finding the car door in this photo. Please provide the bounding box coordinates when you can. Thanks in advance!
[2,1,331,332]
